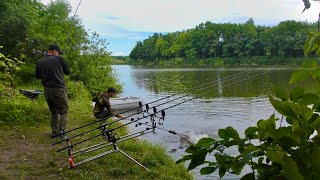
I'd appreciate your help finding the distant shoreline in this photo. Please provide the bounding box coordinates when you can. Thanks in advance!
[112,56,312,66]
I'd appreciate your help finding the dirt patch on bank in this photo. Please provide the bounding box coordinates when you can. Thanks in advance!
[0,126,66,179]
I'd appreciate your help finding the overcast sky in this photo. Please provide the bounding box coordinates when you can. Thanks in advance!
[43,0,320,56]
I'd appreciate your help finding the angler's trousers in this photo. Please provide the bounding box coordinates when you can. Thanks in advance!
[44,87,69,133]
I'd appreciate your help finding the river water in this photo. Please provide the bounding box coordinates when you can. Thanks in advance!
[111,65,311,179]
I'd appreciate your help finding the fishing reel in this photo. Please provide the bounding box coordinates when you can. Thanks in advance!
[139,102,151,118]
[151,107,165,126]
[100,127,120,142]
[134,104,166,129]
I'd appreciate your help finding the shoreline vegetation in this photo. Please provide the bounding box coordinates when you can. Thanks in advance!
[129,19,317,65]
[112,56,311,66]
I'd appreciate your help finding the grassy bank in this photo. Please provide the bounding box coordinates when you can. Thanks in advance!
[0,85,192,179]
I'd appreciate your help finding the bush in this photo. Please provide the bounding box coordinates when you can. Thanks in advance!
[15,63,38,86]
[0,93,48,124]
[65,80,91,101]
[0,45,24,87]
[198,59,206,65]
[174,57,183,65]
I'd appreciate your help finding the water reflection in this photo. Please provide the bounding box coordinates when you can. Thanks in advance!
[112,65,315,180]
[130,66,295,98]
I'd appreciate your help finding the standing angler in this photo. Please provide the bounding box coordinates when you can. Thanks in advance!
[36,44,70,137]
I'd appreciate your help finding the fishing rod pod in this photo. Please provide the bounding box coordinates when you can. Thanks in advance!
[51,70,253,138]
[51,69,274,169]
[53,70,269,149]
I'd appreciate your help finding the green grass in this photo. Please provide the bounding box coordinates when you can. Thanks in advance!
[112,58,128,65]
[0,91,192,180]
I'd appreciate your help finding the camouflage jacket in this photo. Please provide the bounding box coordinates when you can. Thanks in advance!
[92,93,113,115]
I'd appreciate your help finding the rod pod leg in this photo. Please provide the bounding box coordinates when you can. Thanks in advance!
[117,147,149,171]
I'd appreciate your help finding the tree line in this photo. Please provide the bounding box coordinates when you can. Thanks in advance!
[129,19,317,64]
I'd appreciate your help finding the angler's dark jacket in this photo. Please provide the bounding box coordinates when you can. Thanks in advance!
[36,55,70,88]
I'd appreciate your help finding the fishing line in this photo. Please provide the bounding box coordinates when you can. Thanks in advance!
[56,69,272,151]
[53,70,258,144]
[161,69,273,112]
[135,70,240,98]
[64,0,83,54]
[133,121,194,145]
[144,69,266,109]
[135,69,240,97]
[53,70,254,137]
[109,70,272,133]
[54,70,265,145]
[131,71,258,113]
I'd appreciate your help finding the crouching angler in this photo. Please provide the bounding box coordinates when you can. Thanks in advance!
[92,87,124,120]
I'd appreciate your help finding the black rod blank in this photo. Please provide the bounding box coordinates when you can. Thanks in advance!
[53,70,255,144]
[56,70,272,151]
[52,70,253,138]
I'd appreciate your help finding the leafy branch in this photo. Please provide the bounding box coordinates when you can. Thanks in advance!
[0,45,23,87]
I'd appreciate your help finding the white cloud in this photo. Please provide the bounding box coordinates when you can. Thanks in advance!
[65,0,320,32]
[41,0,320,55]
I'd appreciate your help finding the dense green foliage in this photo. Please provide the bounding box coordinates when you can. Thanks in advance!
[0,1,192,179]
[0,0,121,124]
[177,30,320,179]
[0,46,23,88]
[129,19,316,65]
[0,0,120,93]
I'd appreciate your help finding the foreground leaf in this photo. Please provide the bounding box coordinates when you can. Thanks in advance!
[289,70,309,84]
[218,126,240,141]
[200,166,217,175]
[282,155,304,180]
[240,173,255,180]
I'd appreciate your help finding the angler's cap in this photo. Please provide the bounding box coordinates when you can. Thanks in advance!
[48,44,64,54]
[106,87,117,93]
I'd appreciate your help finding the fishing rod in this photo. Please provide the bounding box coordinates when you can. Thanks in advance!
[53,70,258,145]
[61,71,274,170]
[57,69,271,152]
[68,117,156,170]
[133,121,194,144]
[72,128,154,157]
[71,124,191,158]
[106,70,256,124]
[64,0,83,54]
[52,70,254,138]
[140,72,213,93]
[66,97,188,169]
[105,70,272,133]
[53,70,263,145]
[56,69,272,152]
[56,115,144,152]
[160,70,273,112]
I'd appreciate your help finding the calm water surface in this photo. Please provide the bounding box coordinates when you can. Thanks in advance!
[112,65,312,179]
